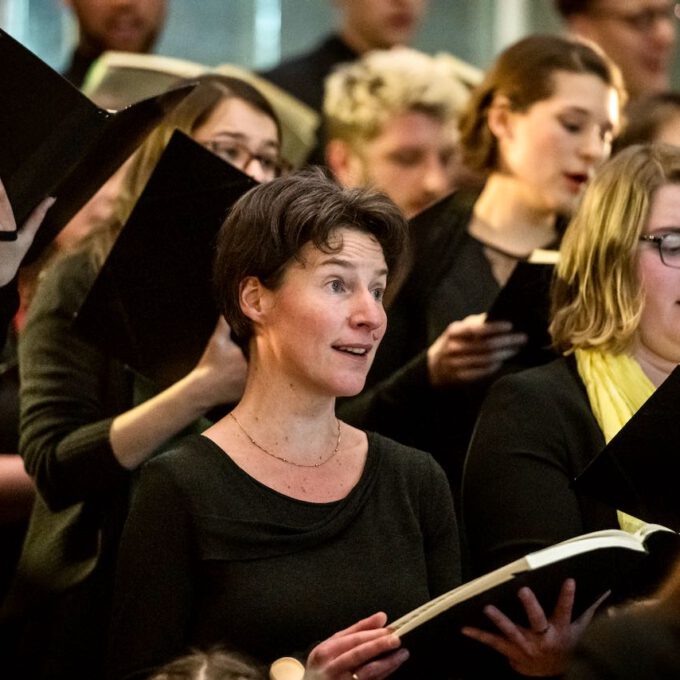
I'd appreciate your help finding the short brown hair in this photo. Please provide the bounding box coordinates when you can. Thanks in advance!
[459,34,625,173]
[551,143,680,353]
[213,168,408,349]
[148,648,265,680]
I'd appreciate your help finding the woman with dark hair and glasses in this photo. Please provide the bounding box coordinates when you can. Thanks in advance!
[463,143,680,675]
[2,74,284,680]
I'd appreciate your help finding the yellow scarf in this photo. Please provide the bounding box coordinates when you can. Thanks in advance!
[575,348,655,533]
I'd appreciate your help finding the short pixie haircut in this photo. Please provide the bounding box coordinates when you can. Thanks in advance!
[459,34,625,173]
[213,169,408,349]
[324,46,470,145]
[148,648,264,680]
[551,143,680,354]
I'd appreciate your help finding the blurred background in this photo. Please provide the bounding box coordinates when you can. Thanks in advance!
[1,0,676,85]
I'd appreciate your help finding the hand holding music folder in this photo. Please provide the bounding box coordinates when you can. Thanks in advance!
[0,29,194,260]
[388,524,678,669]
[574,365,680,532]
[74,130,257,389]
[485,250,559,366]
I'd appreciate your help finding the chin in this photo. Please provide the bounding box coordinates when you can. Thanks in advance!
[333,378,369,399]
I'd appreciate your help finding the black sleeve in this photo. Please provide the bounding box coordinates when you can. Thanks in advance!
[567,609,680,680]
[462,370,590,576]
[19,254,130,510]
[107,456,194,679]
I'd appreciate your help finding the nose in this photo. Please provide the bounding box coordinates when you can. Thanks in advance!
[579,126,608,164]
[651,14,677,49]
[421,154,452,198]
[349,288,386,333]
[242,157,272,184]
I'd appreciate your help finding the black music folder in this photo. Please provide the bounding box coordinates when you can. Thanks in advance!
[574,365,680,531]
[0,28,194,258]
[74,131,257,388]
[486,256,557,367]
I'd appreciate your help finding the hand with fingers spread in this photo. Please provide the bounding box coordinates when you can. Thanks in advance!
[461,579,610,677]
[427,313,528,386]
[304,612,410,680]
[0,178,55,286]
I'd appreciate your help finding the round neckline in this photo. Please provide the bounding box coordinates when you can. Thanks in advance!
[197,431,375,508]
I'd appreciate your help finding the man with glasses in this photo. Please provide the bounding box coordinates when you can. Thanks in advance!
[555,0,677,100]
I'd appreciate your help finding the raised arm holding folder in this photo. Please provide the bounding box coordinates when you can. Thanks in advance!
[74,130,257,388]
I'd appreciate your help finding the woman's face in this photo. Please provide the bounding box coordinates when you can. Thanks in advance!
[494,70,620,215]
[251,227,388,398]
[192,96,281,183]
[635,183,680,371]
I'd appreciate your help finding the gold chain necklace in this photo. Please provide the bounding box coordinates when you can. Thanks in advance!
[228,412,342,468]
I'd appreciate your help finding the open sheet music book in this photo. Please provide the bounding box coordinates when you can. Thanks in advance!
[391,524,678,664]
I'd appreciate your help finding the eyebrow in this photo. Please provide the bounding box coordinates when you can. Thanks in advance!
[210,130,280,150]
[318,256,388,277]
[561,106,615,129]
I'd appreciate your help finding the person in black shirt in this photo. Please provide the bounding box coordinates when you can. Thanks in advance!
[62,0,167,88]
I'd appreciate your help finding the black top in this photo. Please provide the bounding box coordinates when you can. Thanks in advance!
[260,34,358,165]
[567,607,680,680]
[108,431,461,679]
[462,356,617,577]
[260,34,358,113]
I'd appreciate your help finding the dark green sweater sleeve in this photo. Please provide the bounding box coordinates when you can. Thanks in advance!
[19,251,131,510]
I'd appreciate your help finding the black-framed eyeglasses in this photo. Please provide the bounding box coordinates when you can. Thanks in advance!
[639,232,680,268]
[201,139,290,179]
[591,3,680,33]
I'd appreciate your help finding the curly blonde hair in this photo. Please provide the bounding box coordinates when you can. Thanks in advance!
[323,47,471,145]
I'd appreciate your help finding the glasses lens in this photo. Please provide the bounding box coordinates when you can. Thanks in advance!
[661,233,680,267]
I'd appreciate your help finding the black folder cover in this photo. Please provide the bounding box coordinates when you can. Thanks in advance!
[74,131,257,388]
[0,29,194,259]
[574,365,680,531]
[486,260,556,366]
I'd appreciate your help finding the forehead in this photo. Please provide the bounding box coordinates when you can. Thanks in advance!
[593,0,673,11]
[70,0,166,16]
[194,97,279,145]
[647,183,680,229]
[370,109,457,146]
[342,0,427,20]
[295,228,387,268]
[532,70,620,122]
